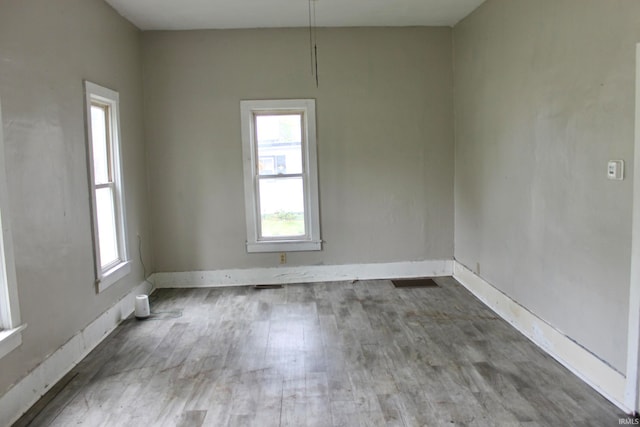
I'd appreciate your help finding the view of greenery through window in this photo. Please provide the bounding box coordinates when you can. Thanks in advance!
[256,114,306,238]
[261,211,305,237]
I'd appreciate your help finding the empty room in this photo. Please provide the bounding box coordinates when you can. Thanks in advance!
[1,0,639,425]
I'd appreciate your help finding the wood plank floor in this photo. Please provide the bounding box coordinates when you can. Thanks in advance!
[14,278,626,426]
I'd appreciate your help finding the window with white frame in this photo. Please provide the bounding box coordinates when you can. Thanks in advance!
[84,81,130,292]
[241,99,321,253]
[0,98,25,359]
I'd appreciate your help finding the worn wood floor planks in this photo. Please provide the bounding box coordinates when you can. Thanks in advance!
[14,278,626,426]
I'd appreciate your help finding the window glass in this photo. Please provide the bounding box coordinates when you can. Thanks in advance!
[256,114,303,175]
[95,187,118,268]
[258,177,305,237]
[90,105,110,185]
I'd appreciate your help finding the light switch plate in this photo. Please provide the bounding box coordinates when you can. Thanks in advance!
[607,160,624,180]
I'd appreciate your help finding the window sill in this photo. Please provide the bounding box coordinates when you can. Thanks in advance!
[0,323,26,359]
[97,260,132,293]
[247,240,322,253]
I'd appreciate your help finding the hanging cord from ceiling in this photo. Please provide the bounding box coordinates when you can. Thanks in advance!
[308,0,318,87]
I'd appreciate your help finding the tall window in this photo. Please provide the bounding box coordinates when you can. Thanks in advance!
[84,81,130,292]
[0,98,24,359]
[241,99,321,253]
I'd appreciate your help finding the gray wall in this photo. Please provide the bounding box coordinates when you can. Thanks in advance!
[142,27,455,272]
[0,0,149,393]
[453,0,640,372]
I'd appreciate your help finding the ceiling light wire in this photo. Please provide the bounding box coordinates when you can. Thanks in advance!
[308,0,318,87]
[308,0,314,74]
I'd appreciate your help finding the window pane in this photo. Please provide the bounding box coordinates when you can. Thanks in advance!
[256,114,302,175]
[90,104,110,185]
[259,177,305,237]
[95,186,119,268]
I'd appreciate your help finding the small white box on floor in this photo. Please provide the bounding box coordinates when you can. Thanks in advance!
[134,294,150,319]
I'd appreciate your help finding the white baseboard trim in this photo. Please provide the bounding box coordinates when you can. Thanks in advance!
[151,259,454,288]
[0,280,155,427]
[453,261,628,413]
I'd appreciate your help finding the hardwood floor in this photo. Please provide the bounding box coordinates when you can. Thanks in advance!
[14,278,626,426]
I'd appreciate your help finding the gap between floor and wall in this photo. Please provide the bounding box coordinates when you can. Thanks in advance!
[0,258,631,426]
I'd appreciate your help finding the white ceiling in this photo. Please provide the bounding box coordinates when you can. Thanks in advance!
[104,0,486,30]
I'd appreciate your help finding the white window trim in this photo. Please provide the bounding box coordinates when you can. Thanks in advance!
[84,81,130,292]
[240,99,322,253]
[0,98,26,359]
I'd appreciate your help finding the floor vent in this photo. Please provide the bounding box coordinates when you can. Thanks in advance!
[253,284,284,290]
[392,278,439,288]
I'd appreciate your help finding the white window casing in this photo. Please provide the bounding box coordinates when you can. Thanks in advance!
[0,98,26,359]
[84,81,130,292]
[241,99,321,253]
